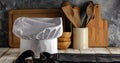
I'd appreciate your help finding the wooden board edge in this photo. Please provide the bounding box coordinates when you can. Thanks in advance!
[9,11,13,48]
[9,9,61,14]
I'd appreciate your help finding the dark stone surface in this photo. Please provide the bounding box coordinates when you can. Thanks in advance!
[25,53,120,62]
[0,0,120,47]
[57,53,96,62]
[57,54,120,62]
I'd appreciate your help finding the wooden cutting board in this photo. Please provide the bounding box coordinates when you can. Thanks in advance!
[9,9,63,48]
[87,4,108,47]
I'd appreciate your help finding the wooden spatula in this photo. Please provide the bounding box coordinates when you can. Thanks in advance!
[62,2,78,28]
[73,6,81,27]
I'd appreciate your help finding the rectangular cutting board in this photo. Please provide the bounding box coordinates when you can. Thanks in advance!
[9,9,64,48]
[87,4,108,47]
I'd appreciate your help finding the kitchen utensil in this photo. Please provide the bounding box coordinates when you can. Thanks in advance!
[73,6,81,27]
[58,32,71,50]
[86,1,94,25]
[60,32,72,38]
[81,1,94,27]
[58,41,71,50]
[61,1,71,31]
[58,38,71,42]
[81,2,89,28]
[62,2,78,28]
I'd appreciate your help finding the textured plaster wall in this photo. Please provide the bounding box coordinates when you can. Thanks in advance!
[0,0,120,47]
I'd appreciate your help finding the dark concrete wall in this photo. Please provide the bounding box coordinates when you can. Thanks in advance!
[0,0,120,47]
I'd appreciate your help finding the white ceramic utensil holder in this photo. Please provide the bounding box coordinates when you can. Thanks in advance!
[73,28,88,49]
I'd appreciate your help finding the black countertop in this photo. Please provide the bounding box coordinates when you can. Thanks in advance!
[24,53,120,63]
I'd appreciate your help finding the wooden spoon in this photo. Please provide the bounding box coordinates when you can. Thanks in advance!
[86,1,94,25]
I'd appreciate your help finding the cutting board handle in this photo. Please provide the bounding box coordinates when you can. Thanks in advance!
[87,4,108,47]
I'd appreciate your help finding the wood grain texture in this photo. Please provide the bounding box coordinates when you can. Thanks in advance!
[0,48,20,63]
[62,5,78,28]
[103,19,108,47]
[87,4,108,47]
[58,37,71,42]
[73,6,81,27]
[9,9,63,48]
